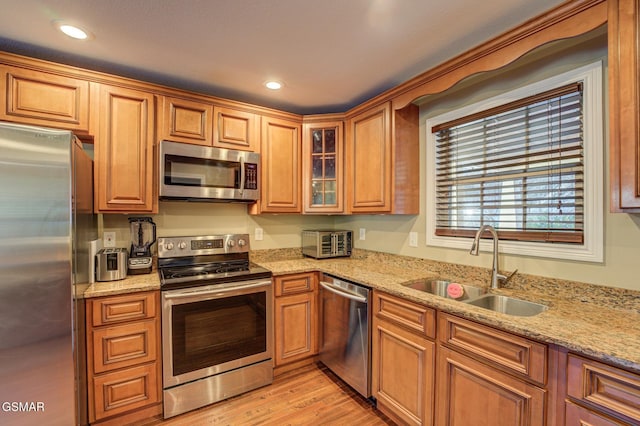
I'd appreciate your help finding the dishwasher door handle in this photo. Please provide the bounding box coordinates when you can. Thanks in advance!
[320,281,367,303]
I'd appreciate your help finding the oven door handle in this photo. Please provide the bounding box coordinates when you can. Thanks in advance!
[163,280,270,299]
[320,281,367,303]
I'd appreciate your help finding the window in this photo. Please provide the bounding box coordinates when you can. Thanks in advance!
[426,62,603,262]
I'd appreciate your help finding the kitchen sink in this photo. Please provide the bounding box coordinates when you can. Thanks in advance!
[403,279,487,301]
[464,294,548,317]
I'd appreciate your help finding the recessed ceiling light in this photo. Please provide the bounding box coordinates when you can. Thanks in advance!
[54,21,92,40]
[265,81,283,90]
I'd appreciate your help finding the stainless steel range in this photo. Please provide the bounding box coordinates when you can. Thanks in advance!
[158,234,273,419]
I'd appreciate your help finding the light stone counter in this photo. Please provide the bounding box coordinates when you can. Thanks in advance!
[79,248,640,374]
[252,248,640,374]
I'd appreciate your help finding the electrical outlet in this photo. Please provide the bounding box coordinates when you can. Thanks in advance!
[255,228,264,241]
[359,228,366,240]
[103,232,116,248]
[409,232,418,247]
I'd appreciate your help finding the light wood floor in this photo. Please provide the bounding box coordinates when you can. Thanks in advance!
[139,363,395,426]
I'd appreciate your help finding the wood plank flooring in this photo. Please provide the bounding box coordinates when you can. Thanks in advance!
[138,363,395,426]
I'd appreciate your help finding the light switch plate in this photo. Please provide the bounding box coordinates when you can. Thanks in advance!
[359,228,366,240]
[409,232,418,247]
[255,228,264,241]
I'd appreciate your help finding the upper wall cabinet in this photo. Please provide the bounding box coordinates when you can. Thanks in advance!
[346,102,419,214]
[161,96,213,146]
[302,119,344,214]
[252,116,302,213]
[609,0,640,212]
[213,106,260,152]
[0,65,90,132]
[94,84,156,213]
[160,97,259,152]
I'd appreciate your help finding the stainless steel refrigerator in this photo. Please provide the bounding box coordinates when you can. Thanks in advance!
[0,122,96,425]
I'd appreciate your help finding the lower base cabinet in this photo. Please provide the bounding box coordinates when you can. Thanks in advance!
[435,346,546,426]
[372,291,436,426]
[85,291,162,424]
[273,273,318,372]
[565,353,640,425]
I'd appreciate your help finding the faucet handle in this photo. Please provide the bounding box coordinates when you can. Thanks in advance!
[499,269,519,285]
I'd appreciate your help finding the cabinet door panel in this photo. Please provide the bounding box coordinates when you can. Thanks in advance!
[372,318,435,426]
[259,116,301,212]
[274,292,317,365]
[609,0,640,211]
[95,84,155,212]
[0,66,90,131]
[348,102,391,213]
[302,121,344,213]
[162,96,212,145]
[436,346,546,426]
[214,106,259,151]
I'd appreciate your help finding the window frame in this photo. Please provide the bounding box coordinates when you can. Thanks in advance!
[425,61,603,262]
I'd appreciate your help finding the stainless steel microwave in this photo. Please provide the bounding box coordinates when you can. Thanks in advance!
[159,140,260,202]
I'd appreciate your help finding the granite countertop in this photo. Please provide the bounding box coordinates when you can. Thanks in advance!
[80,248,640,375]
[252,248,640,374]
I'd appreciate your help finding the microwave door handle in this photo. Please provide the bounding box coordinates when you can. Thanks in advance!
[239,156,245,195]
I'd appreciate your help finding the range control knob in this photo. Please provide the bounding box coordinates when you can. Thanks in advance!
[237,238,247,247]
[164,242,175,251]
[227,239,236,248]
[178,241,188,249]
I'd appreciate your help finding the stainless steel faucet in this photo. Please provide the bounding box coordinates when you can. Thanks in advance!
[469,224,507,289]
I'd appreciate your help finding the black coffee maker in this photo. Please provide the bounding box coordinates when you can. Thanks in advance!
[127,217,156,275]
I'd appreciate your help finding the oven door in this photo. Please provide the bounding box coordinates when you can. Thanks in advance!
[159,140,259,201]
[162,278,272,388]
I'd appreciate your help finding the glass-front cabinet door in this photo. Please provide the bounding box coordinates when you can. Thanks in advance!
[302,120,344,213]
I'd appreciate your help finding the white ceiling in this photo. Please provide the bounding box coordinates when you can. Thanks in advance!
[0,0,566,114]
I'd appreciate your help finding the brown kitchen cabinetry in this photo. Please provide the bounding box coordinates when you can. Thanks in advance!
[85,291,162,425]
[371,291,436,426]
[161,96,213,146]
[565,353,640,425]
[346,102,419,214]
[93,83,156,213]
[0,65,90,132]
[213,105,260,151]
[302,118,345,214]
[252,116,302,213]
[273,273,318,374]
[436,312,548,426]
[609,0,640,212]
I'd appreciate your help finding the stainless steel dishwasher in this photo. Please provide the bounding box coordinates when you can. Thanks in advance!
[318,273,371,397]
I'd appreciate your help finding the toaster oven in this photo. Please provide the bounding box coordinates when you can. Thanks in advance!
[302,230,352,259]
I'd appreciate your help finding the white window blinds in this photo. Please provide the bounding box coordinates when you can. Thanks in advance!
[431,82,584,244]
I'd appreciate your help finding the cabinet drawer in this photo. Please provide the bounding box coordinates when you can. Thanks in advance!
[565,400,629,426]
[373,292,435,339]
[567,354,640,424]
[92,320,157,374]
[275,273,316,296]
[90,363,159,422]
[438,312,547,384]
[90,292,156,326]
